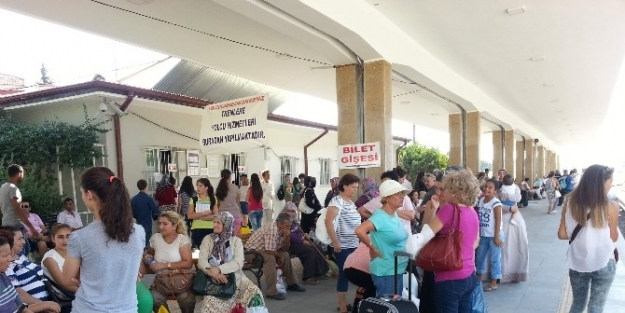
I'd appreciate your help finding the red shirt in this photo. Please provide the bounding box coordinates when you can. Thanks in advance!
[156,186,177,206]
[247,188,263,212]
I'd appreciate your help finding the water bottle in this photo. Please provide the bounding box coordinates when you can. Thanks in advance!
[145,255,156,267]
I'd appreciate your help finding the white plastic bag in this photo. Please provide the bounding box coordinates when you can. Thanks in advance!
[246,307,269,313]
[401,273,420,307]
[276,268,286,294]
[405,224,435,258]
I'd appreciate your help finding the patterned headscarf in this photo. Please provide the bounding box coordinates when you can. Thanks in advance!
[210,212,234,264]
[330,177,340,197]
[282,201,299,223]
[156,174,173,193]
[362,177,379,201]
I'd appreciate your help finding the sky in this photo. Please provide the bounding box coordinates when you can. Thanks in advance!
[0,8,621,173]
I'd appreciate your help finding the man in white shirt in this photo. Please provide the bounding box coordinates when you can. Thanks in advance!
[57,198,83,230]
[260,170,275,226]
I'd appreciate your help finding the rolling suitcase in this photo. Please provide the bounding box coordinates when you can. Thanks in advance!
[358,251,419,313]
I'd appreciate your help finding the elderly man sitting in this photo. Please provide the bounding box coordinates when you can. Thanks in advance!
[244,212,306,300]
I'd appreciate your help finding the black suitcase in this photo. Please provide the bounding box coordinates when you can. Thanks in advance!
[358,251,419,313]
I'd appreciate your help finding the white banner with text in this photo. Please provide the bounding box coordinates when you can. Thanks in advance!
[200,95,268,152]
[337,142,381,169]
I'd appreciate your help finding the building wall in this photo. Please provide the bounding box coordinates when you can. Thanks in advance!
[9,97,405,223]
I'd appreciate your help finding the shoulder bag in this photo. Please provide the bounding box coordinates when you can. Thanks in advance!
[192,270,236,298]
[298,188,314,214]
[416,203,464,272]
[152,268,196,295]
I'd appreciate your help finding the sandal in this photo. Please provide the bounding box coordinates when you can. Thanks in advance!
[337,304,352,312]
[483,285,498,292]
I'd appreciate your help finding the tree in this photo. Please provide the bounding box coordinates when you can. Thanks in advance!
[0,105,107,216]
[398,143,449,181]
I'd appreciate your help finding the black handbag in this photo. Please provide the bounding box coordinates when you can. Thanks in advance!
[192,271,236,298]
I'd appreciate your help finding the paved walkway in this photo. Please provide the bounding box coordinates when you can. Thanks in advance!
[154,197,625,313]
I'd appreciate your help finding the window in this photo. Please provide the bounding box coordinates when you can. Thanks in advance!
[223,153,246,185]
[319,158,331,185]
[280,156,299,182]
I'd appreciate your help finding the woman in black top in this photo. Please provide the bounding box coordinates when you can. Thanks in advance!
[301,176,322,233]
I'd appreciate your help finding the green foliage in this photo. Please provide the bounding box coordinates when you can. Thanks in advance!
[398,143,449,180]
[0,105,107,216]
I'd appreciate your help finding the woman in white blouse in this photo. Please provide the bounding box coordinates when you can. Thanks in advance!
[558,165,619,313]
[42,224,76,293]
[143,211,195,313]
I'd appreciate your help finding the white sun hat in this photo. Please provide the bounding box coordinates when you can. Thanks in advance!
[379,180,410,198]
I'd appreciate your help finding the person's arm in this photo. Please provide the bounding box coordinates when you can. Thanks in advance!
[325,205,341,252]
[245,188,251,203]
[355,220,382,260]
[493,204,503,247]
[609,202,619,242]
[16,288,42,304]
[42,257,78,292]
[324,190,333,208]
[26,301,61,313]
[176,195,183,214]
[150,198,160,220]
[197,236,214,275]
[60,236,82,290]
[278,231,290,252]
[397,198,416,221]
[558,203,569,240]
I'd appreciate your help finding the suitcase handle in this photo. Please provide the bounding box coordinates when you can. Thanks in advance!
[393,251,412,300]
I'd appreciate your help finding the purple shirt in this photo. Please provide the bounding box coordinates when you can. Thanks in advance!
[290,222,305,244]
[434,203,479,283]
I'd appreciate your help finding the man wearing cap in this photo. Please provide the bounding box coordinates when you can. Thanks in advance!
[354,180,410,297]
[358,171,415,235]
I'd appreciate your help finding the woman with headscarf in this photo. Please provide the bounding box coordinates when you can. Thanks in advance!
[283,202,329,285]
[354,178,379,208]
[155,174,177,212]
[301,176,322,233]
[324,177,340,207]
[198,212,265,313]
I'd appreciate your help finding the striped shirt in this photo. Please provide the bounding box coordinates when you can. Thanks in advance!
[5,255,49,300]
[328,196,361,249]
[179,191,195,216]
[0,274,20,313]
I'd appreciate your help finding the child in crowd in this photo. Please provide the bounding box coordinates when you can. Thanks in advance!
[499,174,519,225]
[476,179,504,292]
[42,224,76,293]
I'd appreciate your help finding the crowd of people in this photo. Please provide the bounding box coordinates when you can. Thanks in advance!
[0,161,617,313]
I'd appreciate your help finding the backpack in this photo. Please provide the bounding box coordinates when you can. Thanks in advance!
[277,185,285,201]
[559,177,567,190]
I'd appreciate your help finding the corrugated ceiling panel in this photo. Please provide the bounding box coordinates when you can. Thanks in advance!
[153,60,290,111]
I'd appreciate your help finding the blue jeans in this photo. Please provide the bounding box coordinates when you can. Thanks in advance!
[475,234,503,280]
[569,259,616,313]
[248,210,263,231]
[334,248,356,292]
[434,274,477,313]
[371,274,403,297]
